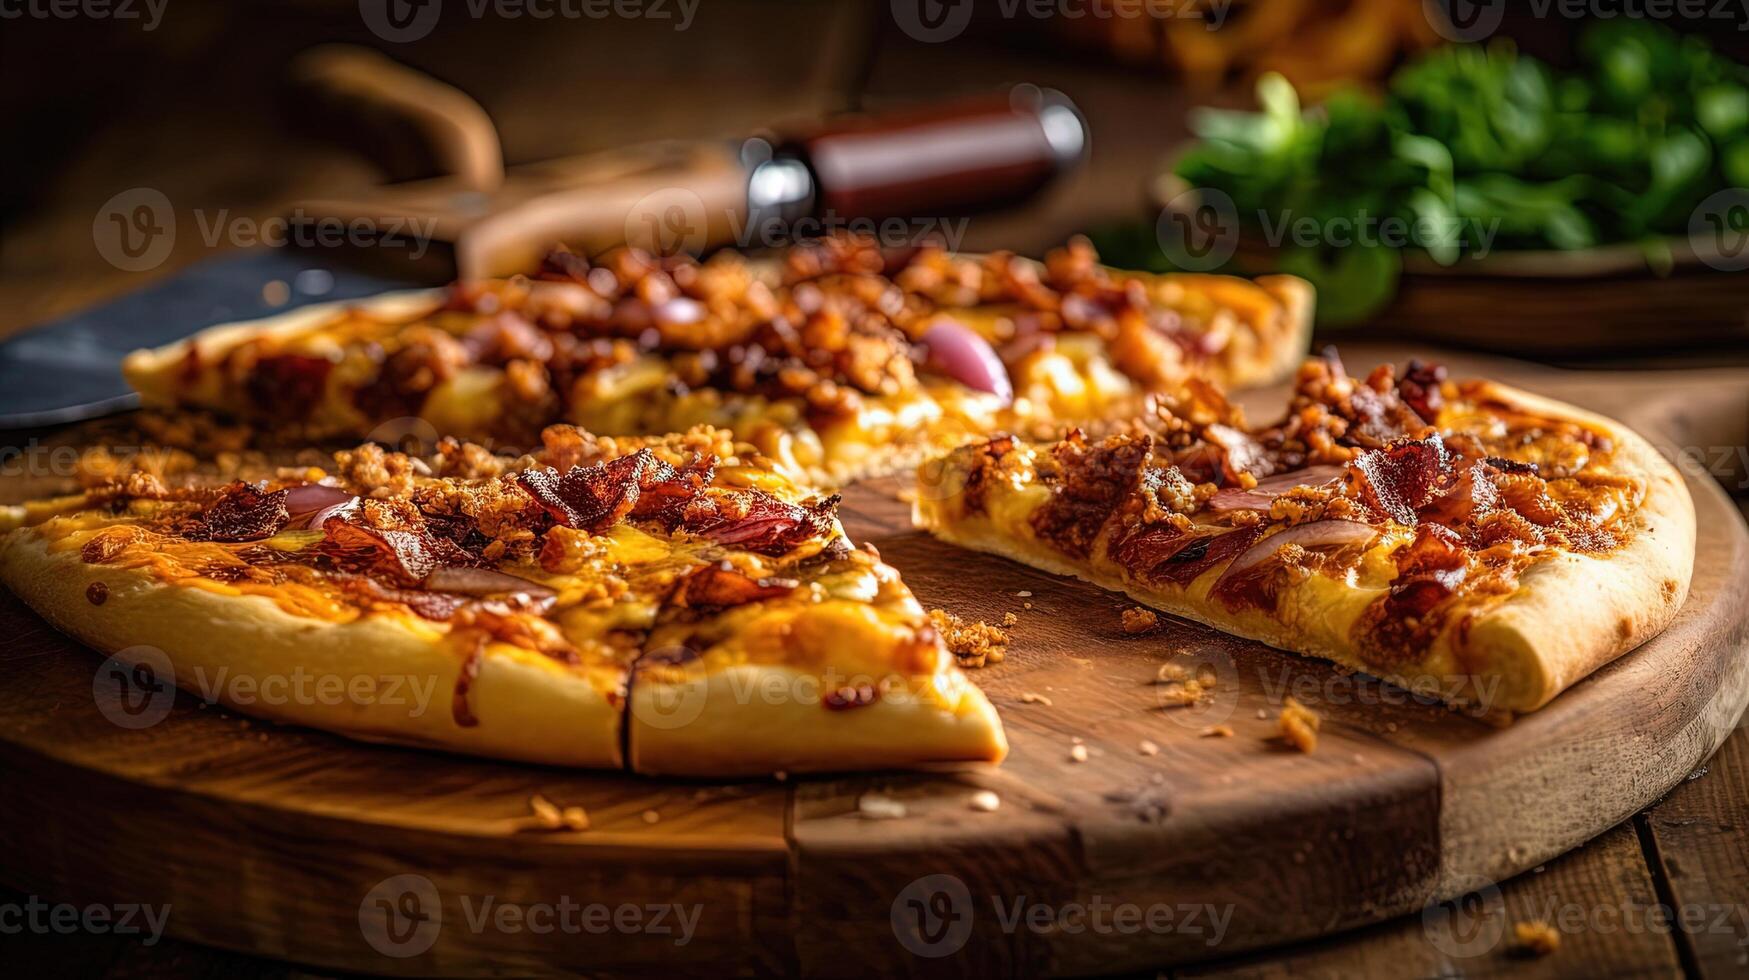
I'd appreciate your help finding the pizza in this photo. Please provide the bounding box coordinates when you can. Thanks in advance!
[121,235,1311,485]
[0,427,1006,775]
[913,351,1695,716]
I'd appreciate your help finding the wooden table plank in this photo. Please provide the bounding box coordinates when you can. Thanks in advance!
[1180,822,1684,980]
[1641,727,1749,979]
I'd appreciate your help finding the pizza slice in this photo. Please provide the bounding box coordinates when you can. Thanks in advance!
[914,352,1695,716]
[121,235,1310,485]
[0,427,1005,775]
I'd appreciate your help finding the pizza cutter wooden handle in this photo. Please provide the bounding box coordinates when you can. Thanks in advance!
[785,86,1087,219]
[288,45,505,191]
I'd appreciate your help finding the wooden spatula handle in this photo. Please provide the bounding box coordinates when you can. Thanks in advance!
[288,45,504,191]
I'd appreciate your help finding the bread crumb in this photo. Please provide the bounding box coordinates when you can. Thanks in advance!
[1016,590,1032,597]
[1276,696,1320,753]
[1069,743,1089,763]
[1122,607,1160,633]
[529,794,563,828]
[559,806,590,832]
[928,608,1009,668]
[1256,708,1269,720]
[641,809,661,825]
[1020,691,1054,706]
[858,793,908,819]
[968,790,1001,812]
[1512,920,1560,957]
[1001,612,1019,627]
[1138,739,1159,756]
[1156,663,1186,682]
[1199,725,1234,738]
[1157,678,1206,707]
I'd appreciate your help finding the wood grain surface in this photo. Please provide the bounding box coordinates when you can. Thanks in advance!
[0,347,1742,977]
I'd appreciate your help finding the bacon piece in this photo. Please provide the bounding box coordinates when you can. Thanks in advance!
[1110,523,1195,575]
[1031,434,1152,560]
[1397,359,1447,423]
[677,562,799,609]
[244,354,333,416]
[671,492,840,557]
[186,484,290,542]
[1347,436,1456,526]
[1355,523,1469,665]
[517,450,665,531]
[1146,525,1265,587]
[320,520,482,585]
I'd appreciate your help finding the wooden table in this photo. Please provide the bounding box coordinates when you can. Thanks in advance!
[2,3,1746,977]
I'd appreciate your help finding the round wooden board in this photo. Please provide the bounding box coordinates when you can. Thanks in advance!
[1,346,1745,977]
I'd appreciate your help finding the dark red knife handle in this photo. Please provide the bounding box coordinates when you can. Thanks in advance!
[786,86,1086,219]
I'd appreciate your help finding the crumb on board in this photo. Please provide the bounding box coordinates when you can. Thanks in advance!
[1512,920,1561,957]
[518,794,589,833]
[968,790,1001,812]
[641,809,661,825]
[1199,725,1234,738]
[1020,691,1054,706]
[858,793,908,820]
[1138,739,1159,756]
[1122,607,1160,633]
[1016,590,1032,598]
[1276,696,1321,753]
[928,608,1009,668]
[1001,612,1019,627]
[1069,743,1089,763]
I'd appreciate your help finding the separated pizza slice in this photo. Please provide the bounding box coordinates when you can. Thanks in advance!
[0,427,1005,775]
[121,235,1310,485]
[914,352,1695,717]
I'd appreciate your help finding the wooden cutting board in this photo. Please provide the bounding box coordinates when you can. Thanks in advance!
[0,345,1744,976]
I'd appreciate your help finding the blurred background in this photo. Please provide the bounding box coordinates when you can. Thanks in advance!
[2,0,1747,361]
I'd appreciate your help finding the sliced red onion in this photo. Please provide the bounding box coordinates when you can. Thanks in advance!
[1250,464,1347,493]
[919,317,1013,404]
[1206,465,1348,513]
[282,485,359,529]
[423,567,557,601]
[1212,519,1379,591]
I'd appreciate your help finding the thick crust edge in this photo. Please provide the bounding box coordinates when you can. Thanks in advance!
[627,664,1008,777]
[0,530,624,768]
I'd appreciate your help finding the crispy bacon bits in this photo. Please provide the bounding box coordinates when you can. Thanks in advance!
[928,608,1009,668]
[1122,607,1160,633]
[1512,920,1561,958]
[1275,696,1320,753]
[186,484,289,542]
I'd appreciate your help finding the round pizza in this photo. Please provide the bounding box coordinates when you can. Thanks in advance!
[0,428,1005,775]
[913,352,1695,716]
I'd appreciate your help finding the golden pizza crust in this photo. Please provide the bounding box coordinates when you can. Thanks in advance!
[0,529,628,768]
[915,382,1695,716]
[627,663,1007,777]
